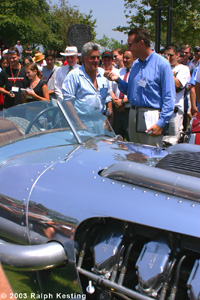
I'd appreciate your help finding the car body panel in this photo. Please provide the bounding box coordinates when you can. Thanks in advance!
[0,138,199,243]
[0,99,200,299]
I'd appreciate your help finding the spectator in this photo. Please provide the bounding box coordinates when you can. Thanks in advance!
[0,47,29,108]
[189,46,200,75]
[0,44,4,58]
[0,57,9,72]
[181,45,192,130]
[23,56,33,71]
[0,57,9,109]
[25,63,49,103]
[195,66,200,112]
[112,48,124,69]
[102,51,116,71]
[55,46,79,101]
[32,51,46,71]
[101,50,119,97]
[25,44,33,58]
[112,50,136,140]
[14,40,23,59]
[105,27,175,147]
[181,44,192,67]
[42,50,58,100]
[62,42,113,128]
[188,66,199,116]
[163,44,190,144]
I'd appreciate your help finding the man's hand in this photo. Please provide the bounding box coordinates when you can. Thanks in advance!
[146,124,163,136]
[8,91,15,98]
[104,71,120,82]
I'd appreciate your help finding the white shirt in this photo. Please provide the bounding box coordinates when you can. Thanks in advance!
[195,65,200,83]
[172,64,190,112]
[101,66,119,92]
[36,60,47,72]
[112,67,132,108]
[55,63,79,101]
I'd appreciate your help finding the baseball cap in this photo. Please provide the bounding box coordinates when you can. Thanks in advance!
[193,46,200,52]
[102,51,113,59]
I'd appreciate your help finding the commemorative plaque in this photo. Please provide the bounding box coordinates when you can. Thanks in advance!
[67,24,91,53]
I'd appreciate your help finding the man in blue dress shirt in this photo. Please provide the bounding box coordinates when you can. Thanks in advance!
[105,28,175,146]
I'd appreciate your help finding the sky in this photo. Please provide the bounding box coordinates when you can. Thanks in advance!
[51,0,129,44]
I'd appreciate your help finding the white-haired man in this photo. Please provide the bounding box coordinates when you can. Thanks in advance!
[62,42,112,128]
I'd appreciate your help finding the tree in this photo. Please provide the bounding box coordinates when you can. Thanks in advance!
[0,0,51,47]
[115,0,200,48]
[46,0,97,52]
[0,0,97,53]
[95,35,125,51]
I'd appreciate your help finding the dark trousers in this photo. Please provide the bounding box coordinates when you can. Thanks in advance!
[112,105,130,141]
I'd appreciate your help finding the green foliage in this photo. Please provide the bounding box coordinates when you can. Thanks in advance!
[46,0,97,52]
[0,0,97,52]
[0,0,50,47]
[117,0,200,48]
[95,35,127,51]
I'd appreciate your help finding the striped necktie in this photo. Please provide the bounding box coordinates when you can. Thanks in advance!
[119,68,130,99]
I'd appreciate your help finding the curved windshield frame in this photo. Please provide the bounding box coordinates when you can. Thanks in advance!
[0,98,114,146]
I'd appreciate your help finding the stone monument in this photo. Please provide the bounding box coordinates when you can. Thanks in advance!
[67,24,91,53]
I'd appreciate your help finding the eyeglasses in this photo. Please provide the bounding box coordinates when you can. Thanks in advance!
[165,53,174,57]
[183,51,189,54]
[113,55,118,58]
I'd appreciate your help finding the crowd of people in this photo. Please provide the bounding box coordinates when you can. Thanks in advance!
[0,27,200,147]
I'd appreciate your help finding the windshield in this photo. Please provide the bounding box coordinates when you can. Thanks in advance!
[0,98,114,146]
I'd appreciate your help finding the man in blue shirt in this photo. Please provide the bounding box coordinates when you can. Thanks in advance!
[105,28,175,146]
[62,42,113,130]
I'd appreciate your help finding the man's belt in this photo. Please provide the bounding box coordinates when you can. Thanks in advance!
[131,106,161,112]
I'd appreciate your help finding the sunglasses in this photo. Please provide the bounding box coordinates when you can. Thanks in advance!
[165,53,174,57]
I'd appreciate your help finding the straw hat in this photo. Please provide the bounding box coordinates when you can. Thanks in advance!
[60,46,79,56]
[32,52,45,63]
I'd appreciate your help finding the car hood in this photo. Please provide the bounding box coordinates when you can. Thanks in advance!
[0,136,200,240]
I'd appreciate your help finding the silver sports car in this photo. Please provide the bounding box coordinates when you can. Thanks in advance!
[0,99,200,300]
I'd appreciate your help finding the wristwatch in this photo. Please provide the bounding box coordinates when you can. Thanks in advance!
[121,99,125,105]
